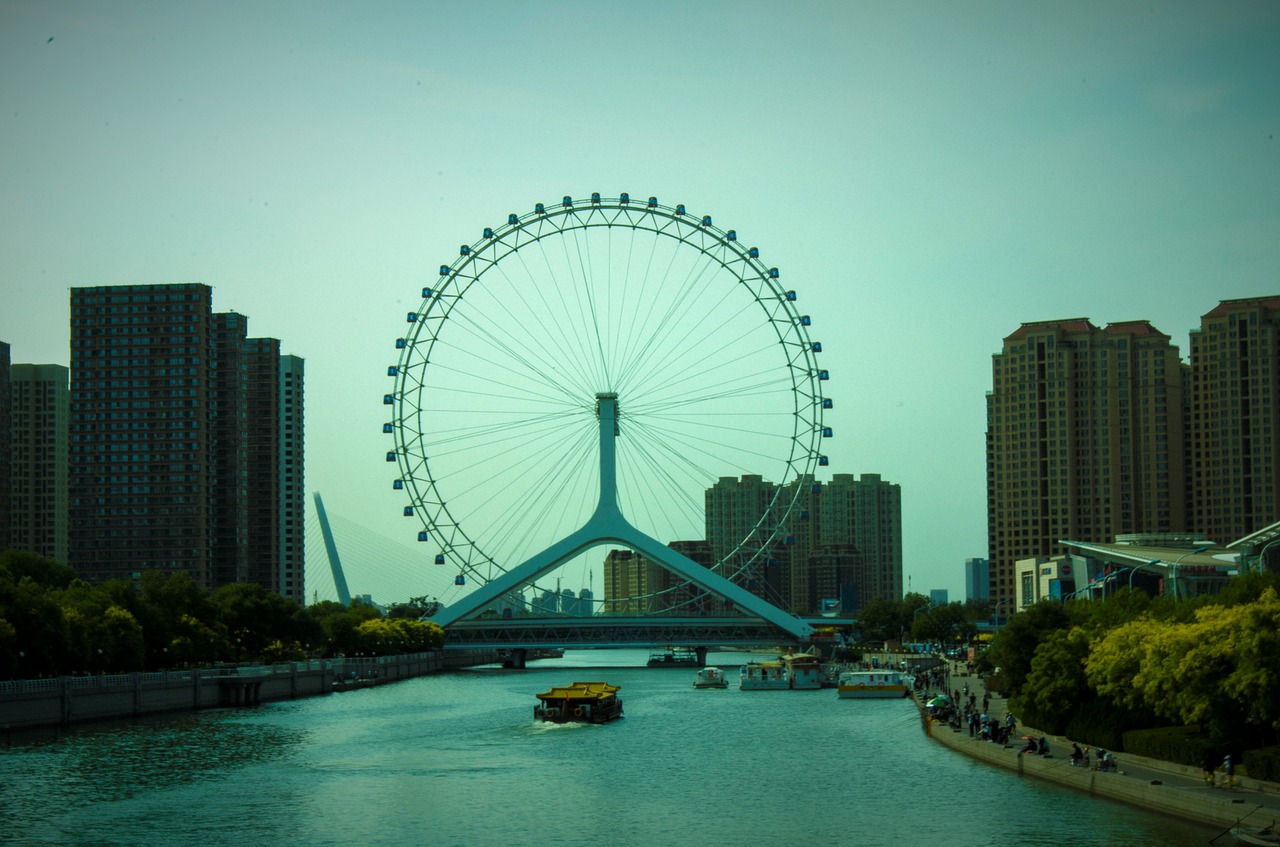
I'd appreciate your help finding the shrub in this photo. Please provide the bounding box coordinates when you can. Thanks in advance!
[1121,725,1216,767]
[1242,745,1280,783]
[1061,697,1132,752]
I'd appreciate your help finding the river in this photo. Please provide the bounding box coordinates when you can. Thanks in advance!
[0,649,1219,847]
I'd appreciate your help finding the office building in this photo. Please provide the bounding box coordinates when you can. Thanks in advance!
[68,284,304,596]
[985,319,1186,609]
[964,557,989,602]
[1188,297,1280,544]
[7,364,69,562]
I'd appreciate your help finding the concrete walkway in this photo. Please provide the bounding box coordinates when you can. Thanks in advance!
[916,661,1280,832]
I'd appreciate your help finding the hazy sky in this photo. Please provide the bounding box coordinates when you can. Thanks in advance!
[2,1,1278,604]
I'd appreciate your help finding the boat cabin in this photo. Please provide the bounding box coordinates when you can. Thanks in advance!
[534,681,624,724]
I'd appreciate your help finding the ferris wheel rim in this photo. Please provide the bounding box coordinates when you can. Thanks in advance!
[386,194,828,609]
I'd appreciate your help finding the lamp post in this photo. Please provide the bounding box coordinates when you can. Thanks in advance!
[1257,538,1280,574]
[910,603,932,649]
[992,599,1009,638]
[1170,546,1210,601]
[1128,559,1165,594]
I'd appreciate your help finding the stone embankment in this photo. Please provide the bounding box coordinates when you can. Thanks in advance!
[0,649,498,733]
[916,663,1280,831]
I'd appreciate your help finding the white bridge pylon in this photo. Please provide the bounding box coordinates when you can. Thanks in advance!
[432,393,814,640]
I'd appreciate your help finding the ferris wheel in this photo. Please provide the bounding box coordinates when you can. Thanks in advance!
[385,193,829,617]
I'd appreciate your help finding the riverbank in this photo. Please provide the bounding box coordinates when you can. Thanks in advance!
[915,663,1280,832]
[0,649,499,732]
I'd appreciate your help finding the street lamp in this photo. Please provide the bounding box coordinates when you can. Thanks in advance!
[910,603,933,648]
[1170,546,1210,601]
[1257,538,1280,574]
[992,599,1009,638]
[1128,559,1164,594]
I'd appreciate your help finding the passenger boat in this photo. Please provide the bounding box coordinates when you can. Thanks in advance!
[692,667,728,689]
[836,670,910,699]
[647,648,700,668]
[783,654,824,690]
[533,681,624,724]
[739,661,791,690]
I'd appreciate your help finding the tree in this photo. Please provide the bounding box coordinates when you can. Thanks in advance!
[0,549,77,590]
[1016,626,1092,733]
[211,582,303,661]
[983,600,1070,697]
[1085,589,1280,744]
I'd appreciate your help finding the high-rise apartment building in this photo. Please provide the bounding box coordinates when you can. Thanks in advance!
[68,284,304,597]
[985,319,1186,607]
[278,354,305,605]
[820,473,903,610]
[602,548,661,613]
[705,474,787,605]
[0,341,10,553]
[1188,297,1280,543]
[601,542,711,614]
[702,471,900,615]
[7,364,69,562]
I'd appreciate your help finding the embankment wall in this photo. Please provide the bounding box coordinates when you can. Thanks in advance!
[0,650,497,732]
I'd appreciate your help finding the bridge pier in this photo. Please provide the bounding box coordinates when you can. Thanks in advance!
[502,648,527,669]
[695,646,708,667]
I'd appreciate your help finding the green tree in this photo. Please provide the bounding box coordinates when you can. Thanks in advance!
[1015,625,1092,733]
[211,582,303,661]
[983,600,1070,697]
[1085,589,1280,743]
[0,549,77,590]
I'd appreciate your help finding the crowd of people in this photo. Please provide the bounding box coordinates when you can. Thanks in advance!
[913,664,1134,772]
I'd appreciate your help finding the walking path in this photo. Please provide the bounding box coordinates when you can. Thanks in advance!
[913,659,1280,834]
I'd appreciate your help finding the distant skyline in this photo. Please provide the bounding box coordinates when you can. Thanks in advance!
[3,1,1278,603]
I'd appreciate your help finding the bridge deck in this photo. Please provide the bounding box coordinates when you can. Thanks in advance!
[441,616,852,649]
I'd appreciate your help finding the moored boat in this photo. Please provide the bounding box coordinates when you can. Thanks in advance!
[692,667,728,689]
[534,681,624,724]
[739,661,791,690]
[836,670,910,699]
[647,648,700,668]
[783,654,824,690]
[1233,825,1280,846]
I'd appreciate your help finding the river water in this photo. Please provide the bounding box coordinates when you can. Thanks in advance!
[0,649,1219,847]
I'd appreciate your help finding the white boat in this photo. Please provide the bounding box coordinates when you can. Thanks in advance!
[692,667,728,689]
[739,661,791,690]
[1233,825,1280,846]
[836,670,910,699]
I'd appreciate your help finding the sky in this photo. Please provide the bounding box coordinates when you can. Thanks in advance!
[2,1,1278,605]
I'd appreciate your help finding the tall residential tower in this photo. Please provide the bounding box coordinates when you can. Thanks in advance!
[985,319,1186,607]
[1189,297,1280,544]
[68,284,304,596]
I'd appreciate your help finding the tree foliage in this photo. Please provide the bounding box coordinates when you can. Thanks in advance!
[1086,588,1280,739]
[0,558,448,679]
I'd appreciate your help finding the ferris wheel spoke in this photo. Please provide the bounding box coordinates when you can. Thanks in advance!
[436,298,596,405]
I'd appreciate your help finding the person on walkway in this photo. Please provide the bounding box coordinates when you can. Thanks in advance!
[1222,754,1235,789]
[1071,743,1084,766]
[1202,753,1215,786]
